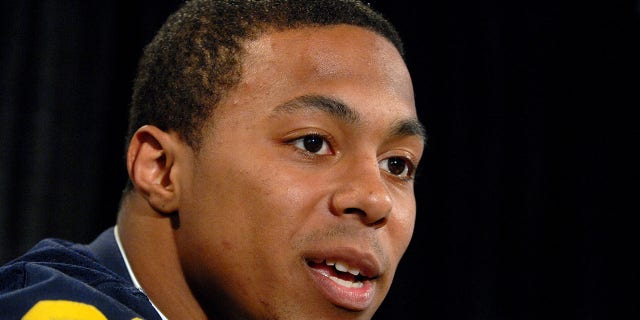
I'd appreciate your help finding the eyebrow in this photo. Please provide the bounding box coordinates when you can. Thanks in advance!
[272,95,360,124]
[390,118,428,143]
[272,94,427,142]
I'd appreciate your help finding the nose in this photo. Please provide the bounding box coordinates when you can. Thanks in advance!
[330,160,393,227]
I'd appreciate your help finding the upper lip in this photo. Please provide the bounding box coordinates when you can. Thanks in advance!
[303,246,383,279]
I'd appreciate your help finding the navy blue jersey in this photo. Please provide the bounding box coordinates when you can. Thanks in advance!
[0,228,161,319]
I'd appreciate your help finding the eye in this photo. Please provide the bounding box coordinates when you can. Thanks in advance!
[291,134,332,155]
[379,156,414,179]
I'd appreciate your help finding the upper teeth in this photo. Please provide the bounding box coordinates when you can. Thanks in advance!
[326,260,361,276]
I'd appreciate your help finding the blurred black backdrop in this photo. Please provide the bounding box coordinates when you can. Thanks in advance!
[1,0,638,319]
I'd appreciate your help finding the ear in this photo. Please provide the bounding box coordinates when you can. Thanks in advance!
[126,125,188,214]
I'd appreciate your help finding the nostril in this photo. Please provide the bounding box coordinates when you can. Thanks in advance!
[344,207,365,215]
[370,216,387,228]
[343,208,387,228]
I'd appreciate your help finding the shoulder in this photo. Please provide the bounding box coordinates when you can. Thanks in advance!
[0,237,159,320]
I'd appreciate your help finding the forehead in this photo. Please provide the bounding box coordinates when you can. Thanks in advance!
[213,25,416,126]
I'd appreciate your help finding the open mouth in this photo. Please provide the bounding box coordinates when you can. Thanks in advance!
[307,259,373,288]
[305,258,378,310]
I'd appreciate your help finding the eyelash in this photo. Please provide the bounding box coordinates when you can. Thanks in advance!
[287,133,335,156]
[286,133,418,180]
[380,157,417,181]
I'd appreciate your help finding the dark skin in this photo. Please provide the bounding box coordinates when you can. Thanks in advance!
[119,25,424,320]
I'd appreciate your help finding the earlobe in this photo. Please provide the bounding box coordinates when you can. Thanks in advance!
[127,125,184,214]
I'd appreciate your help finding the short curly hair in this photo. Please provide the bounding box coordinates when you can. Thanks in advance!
[128,0,405,150]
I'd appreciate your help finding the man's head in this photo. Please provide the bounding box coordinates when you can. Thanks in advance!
[128,0,405,151]
[121,1,424,319]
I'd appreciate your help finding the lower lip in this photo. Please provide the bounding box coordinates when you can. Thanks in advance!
[307,266,376,311]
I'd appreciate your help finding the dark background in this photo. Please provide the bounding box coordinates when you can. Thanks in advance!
[1,0,638,319]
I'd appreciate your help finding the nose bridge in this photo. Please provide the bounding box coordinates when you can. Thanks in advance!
[331,156,392,226]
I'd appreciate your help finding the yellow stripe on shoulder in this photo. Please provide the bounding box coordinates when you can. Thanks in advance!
[22,300,107,320]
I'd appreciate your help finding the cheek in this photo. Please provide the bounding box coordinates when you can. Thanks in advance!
[246,173,322,240]
[175,160,321,308]
[195,157,321,250]
[386,192,417,259]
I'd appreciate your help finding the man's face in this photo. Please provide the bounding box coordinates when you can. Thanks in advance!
[175,25,424,319]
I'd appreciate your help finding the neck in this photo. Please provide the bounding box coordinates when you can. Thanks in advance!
[117,192,207,319]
